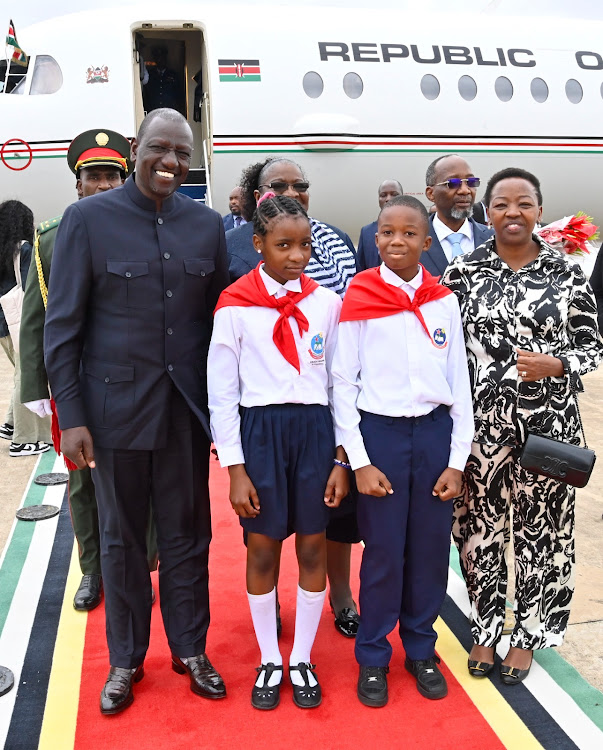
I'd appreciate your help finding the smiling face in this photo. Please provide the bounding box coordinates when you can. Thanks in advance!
[376,204,432,281]
[425,156,476,227]
[77,165,124,198]
[130,116,193,205]
[252,214,312,285]
[254,161,310,212]
[488,177,542,247]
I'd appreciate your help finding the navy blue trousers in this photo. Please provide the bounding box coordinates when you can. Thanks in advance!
[355,405,454,666]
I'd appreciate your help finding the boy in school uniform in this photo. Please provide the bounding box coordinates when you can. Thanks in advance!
[332,195,473,706]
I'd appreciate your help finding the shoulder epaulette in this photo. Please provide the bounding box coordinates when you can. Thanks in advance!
[35,216,62,235]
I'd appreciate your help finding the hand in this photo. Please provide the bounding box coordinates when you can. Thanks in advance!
[228,464,260,518]
[324,465,350,508]
[23,399,53,418]
[516,349,564,382]
[61,426,96,469]
[355,464,393,497]
[432,467,463,501]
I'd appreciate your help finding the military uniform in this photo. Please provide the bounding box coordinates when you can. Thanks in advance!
[19,130,157,606]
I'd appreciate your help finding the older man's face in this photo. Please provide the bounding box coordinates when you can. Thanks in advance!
[426,156,477,223]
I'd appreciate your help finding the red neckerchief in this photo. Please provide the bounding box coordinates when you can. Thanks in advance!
[214,265,319,373]
[339,265,452,338]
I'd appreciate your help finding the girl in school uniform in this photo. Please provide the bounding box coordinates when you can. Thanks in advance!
[332,195,474,707]
[207,194,349,710]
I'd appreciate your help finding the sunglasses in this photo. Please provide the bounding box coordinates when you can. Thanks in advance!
[434,177,481,189]
[259,181,310,193]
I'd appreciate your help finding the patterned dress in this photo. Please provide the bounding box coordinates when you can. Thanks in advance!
[441,235,602,650]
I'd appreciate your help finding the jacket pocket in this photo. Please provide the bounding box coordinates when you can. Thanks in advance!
[106,260,151,308]
[184,258,215,277]
[83,358,135,428]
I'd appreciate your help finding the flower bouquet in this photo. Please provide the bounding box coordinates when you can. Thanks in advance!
[537,212,599,256]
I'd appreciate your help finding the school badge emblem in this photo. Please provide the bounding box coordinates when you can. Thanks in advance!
[308,332,325,360]
[432,327,448,349]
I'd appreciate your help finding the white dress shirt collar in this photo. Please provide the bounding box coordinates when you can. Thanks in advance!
[432,214,473,243]
[259,264,302,297]
[380,262,423,292]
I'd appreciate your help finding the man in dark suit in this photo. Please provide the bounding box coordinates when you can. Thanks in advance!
[422,154,493,276]
[222,185,246,231]
[44,108,229,715]
[356,179,403,271]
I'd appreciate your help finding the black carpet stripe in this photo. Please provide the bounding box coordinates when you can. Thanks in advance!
[441,594,580,750]
[4,490,74,750]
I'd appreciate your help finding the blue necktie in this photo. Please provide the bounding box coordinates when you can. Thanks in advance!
[234,216,240,228]
[447,232,465,258]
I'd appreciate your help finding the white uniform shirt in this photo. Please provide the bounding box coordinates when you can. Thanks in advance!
[433,215,474,261]
[208,265,342,467]
[332,264,473,471]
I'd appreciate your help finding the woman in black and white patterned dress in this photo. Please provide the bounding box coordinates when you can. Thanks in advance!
[441,168,602,684]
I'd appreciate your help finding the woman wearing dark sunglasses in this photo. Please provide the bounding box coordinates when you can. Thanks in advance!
[226,156,361,638]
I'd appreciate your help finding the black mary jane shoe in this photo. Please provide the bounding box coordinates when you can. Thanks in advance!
[500,656,533,686]
[289,662,322,708]
[330,600,360,639]
[467,659,495,678]
[251,663,283,710]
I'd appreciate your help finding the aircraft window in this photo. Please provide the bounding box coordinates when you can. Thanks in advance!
[565,79,583,103]
[343,72,363,99]
[495,76,513,102]
[458,75,477,101]
[302,71,323,99]
[30,55,63,95]
[420,74,440,100]
[530,78,548,103]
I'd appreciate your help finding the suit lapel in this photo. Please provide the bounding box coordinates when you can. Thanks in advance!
[426,221,449,275]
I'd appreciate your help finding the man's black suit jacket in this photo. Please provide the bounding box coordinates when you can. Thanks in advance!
[420,215,494,276]
[44,175,229,450]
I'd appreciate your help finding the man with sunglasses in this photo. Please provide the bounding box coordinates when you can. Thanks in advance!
[422,154,493,276]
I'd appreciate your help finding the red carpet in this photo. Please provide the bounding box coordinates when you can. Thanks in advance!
[73,460,504,749]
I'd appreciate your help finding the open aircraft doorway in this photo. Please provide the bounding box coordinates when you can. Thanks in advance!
[133,24,209,204]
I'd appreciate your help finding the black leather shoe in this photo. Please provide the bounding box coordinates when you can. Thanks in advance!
[405,655,448,699]
[172,654,226,699]
[251,663,283,710]
[357,665,389,707]
[331,600,360,639]
[468,659,495,678]
[100,665,144,715]
[73,574,102,611]
[500,656,532,685]
[289,663,321,708]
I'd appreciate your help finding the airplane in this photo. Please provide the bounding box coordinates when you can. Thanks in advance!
[1,1,603,243]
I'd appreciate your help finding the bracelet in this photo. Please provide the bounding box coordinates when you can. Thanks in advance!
[333,458,351,470]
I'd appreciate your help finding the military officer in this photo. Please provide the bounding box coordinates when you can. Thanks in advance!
[20,128,157,612]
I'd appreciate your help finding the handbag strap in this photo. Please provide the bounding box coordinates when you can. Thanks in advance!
[535,379,589,449]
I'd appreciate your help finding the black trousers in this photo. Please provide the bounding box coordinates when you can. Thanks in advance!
[92,391,211,668]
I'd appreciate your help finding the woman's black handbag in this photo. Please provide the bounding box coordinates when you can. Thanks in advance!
[519,391,596,488]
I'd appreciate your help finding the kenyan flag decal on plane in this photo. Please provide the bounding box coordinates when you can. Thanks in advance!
[218,59,261,82]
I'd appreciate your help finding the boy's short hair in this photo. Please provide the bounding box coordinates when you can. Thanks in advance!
[378,195,430,233]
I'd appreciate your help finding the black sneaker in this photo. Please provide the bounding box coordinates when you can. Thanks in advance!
[0,423,13,440]
[404,655,448,699]
[357,665,389,707]
[9,441,51,457]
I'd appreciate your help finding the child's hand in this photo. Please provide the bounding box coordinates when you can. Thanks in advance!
[324,465,350,508]
[355,465,393,497]
[228,464,260,517]
[432,467,463,501]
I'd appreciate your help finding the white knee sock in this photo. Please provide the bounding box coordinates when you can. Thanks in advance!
[247,588,282,687]
[289,585,326,687]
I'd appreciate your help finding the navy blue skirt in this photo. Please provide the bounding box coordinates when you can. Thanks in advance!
[240,403,335,540]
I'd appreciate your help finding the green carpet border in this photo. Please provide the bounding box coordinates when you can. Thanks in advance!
[448,547,603,730]
[0,450,57,638]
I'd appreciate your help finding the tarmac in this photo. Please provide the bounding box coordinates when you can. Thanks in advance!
[0,349,601,691]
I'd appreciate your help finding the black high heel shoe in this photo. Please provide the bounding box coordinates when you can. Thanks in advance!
[467,659,495,678]
[330,599,360,638]
[500,653,533,685]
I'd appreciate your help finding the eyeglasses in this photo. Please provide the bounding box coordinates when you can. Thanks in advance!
[259,181,310,193]
[434,177,481,190]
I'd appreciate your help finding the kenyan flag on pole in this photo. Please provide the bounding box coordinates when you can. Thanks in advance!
[218,59,261,82]
[6,19,28,66]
